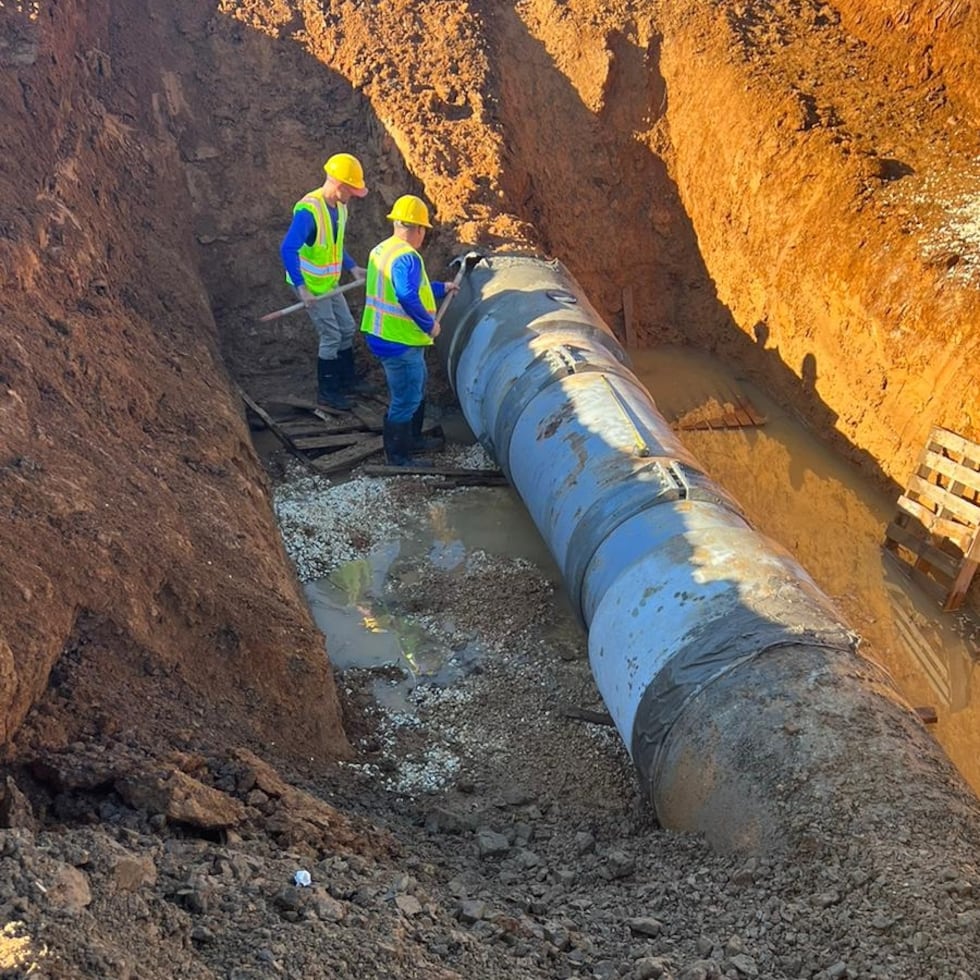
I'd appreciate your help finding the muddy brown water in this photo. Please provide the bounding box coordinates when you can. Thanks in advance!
[306,344,980,796]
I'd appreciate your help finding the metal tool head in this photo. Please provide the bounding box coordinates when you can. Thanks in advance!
[449,250,486,275]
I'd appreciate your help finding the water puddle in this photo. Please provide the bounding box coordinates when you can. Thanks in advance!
[632,345,980,793]
[305,486,565,709]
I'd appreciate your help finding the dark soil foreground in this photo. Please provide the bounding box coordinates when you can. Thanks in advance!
[2,1,980,977]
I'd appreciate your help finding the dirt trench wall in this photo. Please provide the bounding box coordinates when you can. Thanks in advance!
[835,0,980,120]
[0,0,348,757]
[287,0,980,490]
[655,3,980,487]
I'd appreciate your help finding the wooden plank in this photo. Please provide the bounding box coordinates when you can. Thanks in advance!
[886,525,959,586]
[906,474,980,527]
[730,406,755,427]
[273,423,329,438]
[293,433,370,451]
[237,387,318,472]
[267,394,330,413]
[736,397,767,426]
[927,427,980,460]
[894,495,975,550]
[310,435,384,475]
[944,529,980,611]
[560,704,616,727]
[622,286,637,350]
[920,449,980,500]
[884,522,960,579]
[350,405,384,431]
[277,420,368,437]
[266,395,356,422]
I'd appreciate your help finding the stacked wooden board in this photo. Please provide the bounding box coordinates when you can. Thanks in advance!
[884,426,980,611]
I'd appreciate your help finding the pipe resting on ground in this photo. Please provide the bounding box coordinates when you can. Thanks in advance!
[437,253,976,853]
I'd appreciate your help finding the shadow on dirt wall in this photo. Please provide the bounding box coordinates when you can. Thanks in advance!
[121,3,460,402]
[484,6,903,501]
[136,3,905,503]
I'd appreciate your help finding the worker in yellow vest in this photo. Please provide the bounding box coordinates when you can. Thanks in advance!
[280,152,369,411]
[360,195,458,466]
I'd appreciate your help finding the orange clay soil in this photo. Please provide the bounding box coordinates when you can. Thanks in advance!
[1,0,978,863]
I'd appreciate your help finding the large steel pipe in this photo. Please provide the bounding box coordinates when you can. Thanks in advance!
[438,253,977,852]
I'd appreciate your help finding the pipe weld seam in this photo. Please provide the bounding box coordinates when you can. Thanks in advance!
[566,465,747,619]
[494,355,652,477]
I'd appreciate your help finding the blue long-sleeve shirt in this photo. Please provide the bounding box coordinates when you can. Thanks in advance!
[365,250,447,358]
[280,207,356,288]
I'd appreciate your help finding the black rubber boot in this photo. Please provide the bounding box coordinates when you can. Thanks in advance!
[337,347,380,395]
[317,357,352,411]
[384,418,429,467]
[410,400,445,454]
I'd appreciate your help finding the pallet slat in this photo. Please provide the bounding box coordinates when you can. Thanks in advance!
[884,522,960,579]
[293,433,370,451]
[919,449,980,502]
[884,426,980,611]
[894,494,975,550]
[906,473,980,528]
[927,427,980,460]
[946,532,980,611]
[311,435,385,475]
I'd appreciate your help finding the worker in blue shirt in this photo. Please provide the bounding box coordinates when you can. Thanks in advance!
[280,152,370,411]
[361,195,458,466]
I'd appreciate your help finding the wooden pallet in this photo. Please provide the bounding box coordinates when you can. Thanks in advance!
[884,426,980,611]
[673,391,767,431]
[239,390,483,481]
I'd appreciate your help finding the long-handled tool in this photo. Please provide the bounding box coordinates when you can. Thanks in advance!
[259,278,364,323]
[434,250,484,323]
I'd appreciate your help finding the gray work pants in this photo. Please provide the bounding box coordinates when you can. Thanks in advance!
[300,290,356,360]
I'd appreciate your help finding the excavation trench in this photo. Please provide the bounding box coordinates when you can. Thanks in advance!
[5,0,980,974]
[4,0,978,811]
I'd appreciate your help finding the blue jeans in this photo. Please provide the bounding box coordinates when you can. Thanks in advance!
[380,347,427,423]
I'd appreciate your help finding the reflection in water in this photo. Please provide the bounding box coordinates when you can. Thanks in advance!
[883,562,977,712]
[632,345,980,794]
[305,488,565,710]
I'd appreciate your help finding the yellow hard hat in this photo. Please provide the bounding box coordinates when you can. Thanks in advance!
[386,194,432,228]
[323,153,368,196]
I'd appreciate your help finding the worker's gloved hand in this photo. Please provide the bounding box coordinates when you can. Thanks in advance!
[298,285,315,307]
[352,266,367,281]
[443,281,459,294]
[431,321,442,338]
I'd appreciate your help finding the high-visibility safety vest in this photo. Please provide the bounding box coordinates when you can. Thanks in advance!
[360,237,436,347]
[287,190,346,295]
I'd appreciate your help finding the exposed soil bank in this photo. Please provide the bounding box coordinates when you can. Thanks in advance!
[657,0,980,488]
[2,0,980,976]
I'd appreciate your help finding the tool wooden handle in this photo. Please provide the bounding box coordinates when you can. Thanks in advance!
[434,263,469,322]
[259,301,305,322]
[259,278,365,322]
